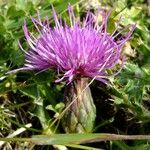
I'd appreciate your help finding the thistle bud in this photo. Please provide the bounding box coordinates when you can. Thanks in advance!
[62,78,96,133]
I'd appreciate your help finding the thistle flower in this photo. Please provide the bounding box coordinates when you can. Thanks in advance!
[11,5,135,133]
[13,6,135,84]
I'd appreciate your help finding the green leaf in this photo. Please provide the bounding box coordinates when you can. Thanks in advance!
[20,84,39,99]
[0,23,7,35]
[33,104,51,129]
[46,102,65,113]
[114,141,150,150]
[31,134,150,145]
[7,5,25,18]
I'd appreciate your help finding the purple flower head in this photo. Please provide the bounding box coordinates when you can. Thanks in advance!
[12,5,136,83]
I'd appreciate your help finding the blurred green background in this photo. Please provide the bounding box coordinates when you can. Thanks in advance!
[0,0,150,149]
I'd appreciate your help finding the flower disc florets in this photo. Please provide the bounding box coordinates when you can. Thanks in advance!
[15,5,135,83]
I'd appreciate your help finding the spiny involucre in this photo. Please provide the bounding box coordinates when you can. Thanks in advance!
[12,5,136,83]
